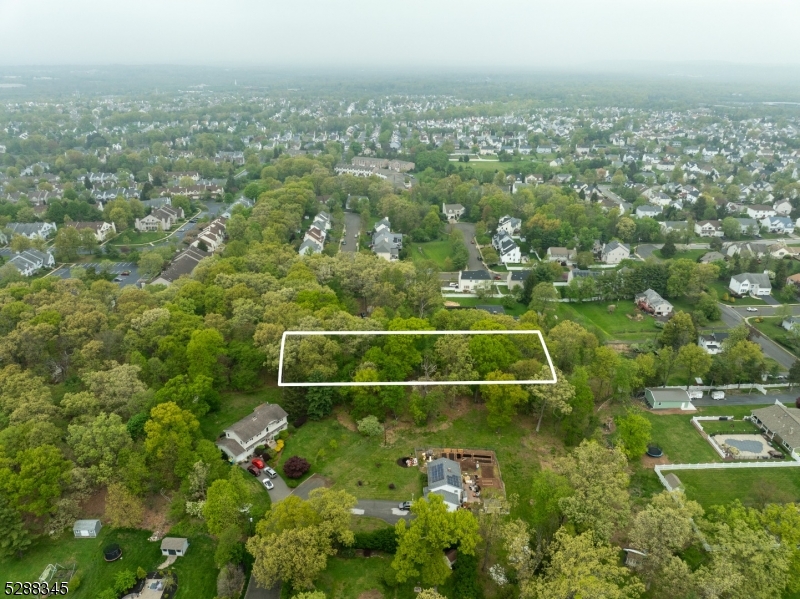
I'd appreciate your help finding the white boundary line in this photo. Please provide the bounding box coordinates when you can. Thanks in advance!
[278,330,557,387]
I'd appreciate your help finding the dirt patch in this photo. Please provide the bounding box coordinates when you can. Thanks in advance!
[641,454,672,468]
[336,408,358,431]
[141,492,170,533]
[81,487,107,519]
[357,590,383,599]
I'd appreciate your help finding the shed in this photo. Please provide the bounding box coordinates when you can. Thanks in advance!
[645,388,694,411]
[160,537,189,557]
[73,519,102,538]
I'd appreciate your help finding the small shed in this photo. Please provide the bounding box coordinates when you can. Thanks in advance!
[645,388,694,411]
[73,519,102,538]
[160,537,189,557]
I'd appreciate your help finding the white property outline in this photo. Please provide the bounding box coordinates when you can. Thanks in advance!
[278,330,557,387]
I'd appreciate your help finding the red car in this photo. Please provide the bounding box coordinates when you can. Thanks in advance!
[493,275,501,280]
[251,457,265,469]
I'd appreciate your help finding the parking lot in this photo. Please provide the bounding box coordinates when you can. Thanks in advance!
[51,261,141,287]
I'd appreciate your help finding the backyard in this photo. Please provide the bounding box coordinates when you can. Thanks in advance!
[652,248,707,261]
[557,301,662,343]
[408,240,453,270]
[448,297,528,317]
[677,467,800,509]
[108,230,178,246]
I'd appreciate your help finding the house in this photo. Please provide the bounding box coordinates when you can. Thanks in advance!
[694,220,724,237]
[67,221,116,242]
[160,537,189,557]
[733,218,759,235]
[8,249,55,276]
[699,251,725,264]
[497,215,522,236]
[660,221,689,234]
[635,205,662,219]
[442,203,465,222]
[545,247,576,264]
[645,388,694,411]
[781,316,800,332]
[761,216,794,234]
[423,457,463,512]
[371,217,403,261]
[215,403,289,463]
[601,241,630,264]
[151,246,210,286]
[506,270,531,290]
[698,332,729,355]
[566,268,603,283]
[787,273,800,287]
[134,205,184,232]
[192,217,226,252]
[751,402,800,458]
[5,222,57,240]
[774,200,793,216]
[746,205,776,220]
[73,519,102,538]
[635,289,673,316]
[458,270,492,293]
[729,273,771,297]
[492,232,521,264]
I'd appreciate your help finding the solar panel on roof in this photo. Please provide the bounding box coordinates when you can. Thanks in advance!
[429,462,444,483]
[446,474,460,487]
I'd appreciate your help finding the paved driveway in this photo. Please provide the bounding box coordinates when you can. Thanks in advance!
[693,392,795,407]
[354,499,412,525]
[635,244,662,260]
[719,304,796,370]
[265,475,292,503]
[453,222,482,270]
[244,578,280,599]
[341,211,362,253]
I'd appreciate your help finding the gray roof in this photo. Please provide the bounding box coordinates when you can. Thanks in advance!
[73,519,100,530]
[732,272,771,288]
[700,251,725,263]
[752,404,800,449]
[460,270,491,281]
[427,457,461,490]
[635,288,671,308]
[226,403,288,441]
[510,270,531,281]
[430,489,461,507]
[603,241,630,255]
[160,537,188,551]
[647,388,690,402]
[216,436,246,457]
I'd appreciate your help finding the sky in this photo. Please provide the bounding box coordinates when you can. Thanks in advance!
[1,0,798,69]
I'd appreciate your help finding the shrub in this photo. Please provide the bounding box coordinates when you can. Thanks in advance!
[114,569,137,594]
[283,456,310,479]
[357,415,384,437]
[383,565,398,587]
[286,479,299,488]
[353,528,398,553]
[293,416,308,428]
[453,554,483,599]
[278,430,290,442]
[388,483,395,490]
[328,439,338,451]
[274,439,285,453]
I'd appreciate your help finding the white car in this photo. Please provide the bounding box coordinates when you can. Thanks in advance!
[746,307,758,312]
[262,478,274,490]
[263,466,278,478]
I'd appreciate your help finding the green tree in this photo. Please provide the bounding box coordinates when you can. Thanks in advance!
[186,328,226,382]
[144,401,200,481]
[660,238,676,259]
[0,498,31,558]
[677,343,712,387]
[204,478,246,537]
[615,410,652,460]
[105,482,145,528]
[356,415,383,437]
[153,374,219,417]
[528,366,574,432]
[482,371,528,430]
[392,494,481,587]
[528,282,559,316]
[53,226,83,262]
[138,250,166,279]
[0,445,71,516]
[659,311,696,350]
[66,412,132,485]
[114,570,137,594]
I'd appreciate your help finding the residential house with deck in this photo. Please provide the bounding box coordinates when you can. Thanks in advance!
[546,247,576,264]
[216,403,289,463]
[458,270,492,293]
[66,221,116,242]
[751,402,800,458]
[601,241,630,264]
[492,232,521,264]
[698,332,729,355]
[694,220,724,237]
[635,288,673,316]
[497,215,522,236]
[442,203,465,222]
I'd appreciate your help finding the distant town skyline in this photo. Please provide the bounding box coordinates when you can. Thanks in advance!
[1,0,798,69]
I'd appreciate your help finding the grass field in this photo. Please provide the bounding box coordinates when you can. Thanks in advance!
[448,297,527,316]
[699,419,760,435]
[108,230,177,246]
[408,240,453,270]
[677,467,800,509]
[557,301,661,342]
[644,413,723,464]
[312,555,422,599]
[0,528,218,599]
[652,249,707,261]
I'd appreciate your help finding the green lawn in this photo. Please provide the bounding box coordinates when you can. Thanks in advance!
[408,240,453,270]
[751,317,799,355]
[644,413,722,464]
[313,555,419,599]
[0,528,218,599]
[699,419,760,436]
[677,467,800,509]
[108,230,177,246]
[448,297,528,317]
[557,301,662,342]
[652,249,707,261]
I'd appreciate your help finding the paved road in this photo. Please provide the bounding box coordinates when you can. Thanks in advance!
[354,499,412,525]
[728,305,800,318]
[265,474,292,503]
[719,304,797,370]
[453,222,483,270]
[244,578,279,599]
[636,243,662,260]
[51,261,141,288]
[341,211,362,253]
[693,392,795,407]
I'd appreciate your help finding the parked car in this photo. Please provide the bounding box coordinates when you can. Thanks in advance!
[746,307,758,312]
[113,276,123,282]
[398,501,413,511]
[247,466,261,477]
[121,270,131,276]
[342,240,346,245]
[493,275,501,280]
[449,282,458,287]
[263,466,278,478]
[251,457,265,469]
[711,390,725,400]
[262,478,274,490]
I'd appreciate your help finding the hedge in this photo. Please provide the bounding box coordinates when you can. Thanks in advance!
[352,528,398,553]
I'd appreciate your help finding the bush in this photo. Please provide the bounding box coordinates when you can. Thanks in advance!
[286,479,300,488]
[293,416,308,428]
[274,439,285,453]
[283,456,310,479]
[278,430,290,442]
[353,527,398,553]
[452,554,483,599]
[357,415,384,437]
[383,565,398,587]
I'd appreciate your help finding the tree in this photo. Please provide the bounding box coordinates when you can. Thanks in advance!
[105,482,145,528]
[114,570,137,594]
[204,477,247,536]
[659,311,696,350]
[529,469,572,541]
[356,415,383,437]
[53,226,83,262]
[555,440,630,541]
[521,528,645,599]
[247,489,357,589]
[83,363,147,416]
[546,320,598,373]
[615,410,652,460]
[416,591,445,599]
[528,366,574,432]
[0,498,31,559]
[561,367,596,445]
[214,526,245,569]
[482,371,528,430]
[186,328,226,382]
[655,346,678,386]
[144,402,200,481]
[677,343,712,387]
[138,250,166,279]
[616,217,636,242]
[392,494,481,587]
[217,564,246,599]
[67,412,132,485]
[0,444,71,516]
[660,238,676,259]
[154,374,219,417]
[528,282,559,317]
[722,216,741,240]
[283,456,311,479]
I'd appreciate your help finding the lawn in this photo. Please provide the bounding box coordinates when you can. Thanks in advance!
[313,555,420,599]
[274,403,561,523]
[699,419,761,435]
[407,240,453,270]
[677,467,800,509]
[643,412,723,464]
[199,386,283,441]
[557,301,662,343]
[652,249,707,261]
[751,317,799,355]
[0,528,218,599]
[448,297,528,317]
[108,230,176,246]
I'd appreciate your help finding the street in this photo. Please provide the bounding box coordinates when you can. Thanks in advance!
[693,391,798,407]
[340,211,361,253]
[719,304,797,370]
[453,222,483,270]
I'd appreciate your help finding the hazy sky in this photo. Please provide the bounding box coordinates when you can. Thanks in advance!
[1,0,798,68]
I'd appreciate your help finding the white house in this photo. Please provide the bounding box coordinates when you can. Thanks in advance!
[442,203,465,222]
[734,218,759,235]
[729,272,772,297]
[761,216,794,235]
[601,241,630,264]
[458,270,492,293]
[216,403,289,463]
[546,247,576,264]
[694,220,724,237]
[635,205,662,219]
[73,519,102,538]
[134,205,184,232]
[774,200,793,216]
[634,288,673,316]
[6,222,57,240]
[746,205,776,220]
[8,249,55,276]
[497,215,522,236]
[423,457,463,512]
[698,332,729,355]
[68,221,116,242]
[492,232,521,264]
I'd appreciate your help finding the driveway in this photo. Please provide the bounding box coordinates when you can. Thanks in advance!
[453,222,482,270]
[635,244,662,260]
[353,499,412,525]
[727,305,800,318]
[244,578,280,599]
[341,211,362,253]
[693,392,795,407]
[719,304,797,370]
[265,475,292,503]
[292,474,327,500]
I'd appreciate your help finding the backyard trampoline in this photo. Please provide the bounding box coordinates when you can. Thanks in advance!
[103,543,122,562]
[646,445,663,458]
